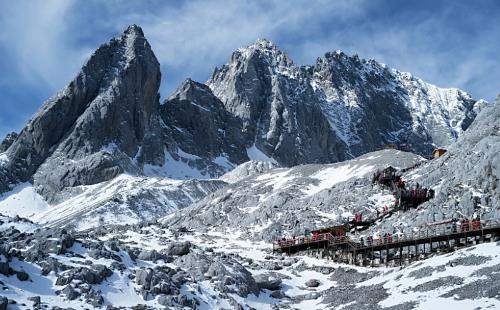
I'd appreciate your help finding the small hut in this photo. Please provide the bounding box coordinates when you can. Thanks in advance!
[432,148,447,159]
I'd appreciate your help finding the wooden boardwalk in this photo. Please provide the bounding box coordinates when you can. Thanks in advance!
[273,220,500,266]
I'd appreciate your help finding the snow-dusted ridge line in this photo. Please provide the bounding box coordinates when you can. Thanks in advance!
[0,174,226,231]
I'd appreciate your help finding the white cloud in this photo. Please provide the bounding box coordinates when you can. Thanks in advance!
[0,0,92,91]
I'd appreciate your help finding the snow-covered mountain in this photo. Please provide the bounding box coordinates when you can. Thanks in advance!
[0,25,498,309]
[209,41,485,161]
[0,26,485,202]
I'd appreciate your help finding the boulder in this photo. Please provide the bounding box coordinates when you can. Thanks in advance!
[305,279,321,288]
[166,242,191,256]
[28,296,41,306]
[16,271,29,281]
[0,262,9,275]
[254,273,282,290]
[85,289,104,307]
[137,250,165,262]
[135,268,154,289]
[61,285,80,300]
[270,290,284,299]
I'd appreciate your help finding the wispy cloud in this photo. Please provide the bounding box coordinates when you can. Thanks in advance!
[100,0,367,97]
[0,0,90,90]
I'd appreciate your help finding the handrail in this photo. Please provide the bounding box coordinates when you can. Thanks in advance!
[274,220,500,250]
[345,220,498,249]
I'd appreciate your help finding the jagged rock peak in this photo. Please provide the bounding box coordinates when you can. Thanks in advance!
[227,38,295,74]
[168,78,212,101]
[124,24,144,37]
[2,24,162,199]
[241,38,278,51]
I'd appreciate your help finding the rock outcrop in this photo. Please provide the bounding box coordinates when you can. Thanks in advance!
[0,132,18,153]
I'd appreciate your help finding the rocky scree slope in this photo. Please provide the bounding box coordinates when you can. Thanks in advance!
[164,149,425,241]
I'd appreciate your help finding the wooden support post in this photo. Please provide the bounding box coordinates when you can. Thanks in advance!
[386,243,389,268]
[371,243,374,267]
[399,246,402,266]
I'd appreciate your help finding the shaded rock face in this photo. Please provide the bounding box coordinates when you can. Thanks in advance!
[160,79,249,174]
[2,25,165,200]
[208,39,348,166]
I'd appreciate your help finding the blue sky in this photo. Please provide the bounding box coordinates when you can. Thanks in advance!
[0,0,499,139]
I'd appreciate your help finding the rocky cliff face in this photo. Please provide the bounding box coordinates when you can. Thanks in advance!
[159,79,248,177]
[209,41,485,160]
[0,132,18,153]
[309,51,484,156]
[208,39,348,165]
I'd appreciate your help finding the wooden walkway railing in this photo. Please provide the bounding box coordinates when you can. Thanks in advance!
[273,219,500,259]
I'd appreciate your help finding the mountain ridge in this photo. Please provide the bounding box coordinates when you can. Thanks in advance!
[0,25,487,203]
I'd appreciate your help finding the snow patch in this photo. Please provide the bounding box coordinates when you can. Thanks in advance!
[246,144,278,164]
[100,142,119,154]
[304,164,375,196]
[212,155,234,170]
[0,183,49,218]
[143,148,207,179]
[0,152,8,166]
